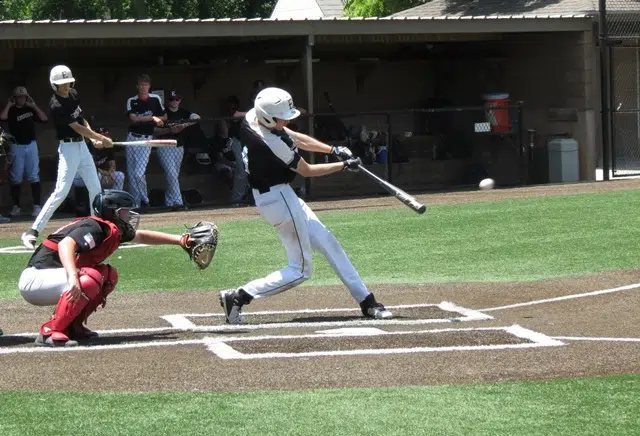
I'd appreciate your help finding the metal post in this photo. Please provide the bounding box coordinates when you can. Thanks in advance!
[303,35,315,197]
[386,112,393,183]
[599,0,611,180]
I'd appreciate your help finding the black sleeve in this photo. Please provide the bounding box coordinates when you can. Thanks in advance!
[154,97,166,116]
[66,219,107,253]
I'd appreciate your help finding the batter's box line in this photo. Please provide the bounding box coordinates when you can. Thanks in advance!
[204,325,566,360]
[161,302,494,331]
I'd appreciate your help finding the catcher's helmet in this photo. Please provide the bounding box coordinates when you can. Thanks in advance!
[93,190,139,240]
[49,65,75,91]
[254,87,300,128]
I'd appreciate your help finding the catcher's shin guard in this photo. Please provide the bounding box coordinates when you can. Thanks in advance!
[71,264,118,339]
[39,267,104,342]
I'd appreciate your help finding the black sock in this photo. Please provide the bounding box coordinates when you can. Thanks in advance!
[10,184,20,207]
[30,182,41,206]
[237,289,254,305]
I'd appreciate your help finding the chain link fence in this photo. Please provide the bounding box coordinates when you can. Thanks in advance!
[604,0,640,176]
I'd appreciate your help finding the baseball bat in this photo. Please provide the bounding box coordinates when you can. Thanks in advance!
[357,164,427,214]
[112,139,177,147]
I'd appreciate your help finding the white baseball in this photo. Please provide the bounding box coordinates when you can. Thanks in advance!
[479,178,495,190]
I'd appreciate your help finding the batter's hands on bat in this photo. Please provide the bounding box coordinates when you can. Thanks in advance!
[343,157,362,172]
[330,146,353,161]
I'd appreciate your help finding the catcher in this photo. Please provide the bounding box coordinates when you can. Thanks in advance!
[17,189,218,347]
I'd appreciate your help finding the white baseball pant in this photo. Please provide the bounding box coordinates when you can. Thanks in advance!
[18,267,68,306]
[156,146,184,207]
[241,183,370,303]
[31,140,101,234]
[125,133,152,207]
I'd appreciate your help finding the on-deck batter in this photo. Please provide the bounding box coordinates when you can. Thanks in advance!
[21,65,113,250]
[219,87,392,324]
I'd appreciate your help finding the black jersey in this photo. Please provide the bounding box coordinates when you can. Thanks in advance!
[27,219,108,269]
[126,94,165,136]
[7,106,40,144]
[238,109,300,192]
[50,89,84,140]
[165,108,194,144]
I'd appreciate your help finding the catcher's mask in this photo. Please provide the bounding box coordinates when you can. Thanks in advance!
[93,190,140,240]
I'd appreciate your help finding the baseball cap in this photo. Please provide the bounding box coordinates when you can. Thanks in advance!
[13,86,28,97]
[168,90,181,101]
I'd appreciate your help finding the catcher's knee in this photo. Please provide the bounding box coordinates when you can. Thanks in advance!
[94,264,118,295]
[78,267,104,299]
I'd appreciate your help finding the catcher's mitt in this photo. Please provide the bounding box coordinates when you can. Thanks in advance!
[180,221,219,270]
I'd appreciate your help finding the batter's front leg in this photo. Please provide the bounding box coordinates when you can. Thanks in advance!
[242,188,313,299]
[302,200,370,303]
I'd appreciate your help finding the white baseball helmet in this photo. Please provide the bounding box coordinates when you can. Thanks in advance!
[254,87,300,128]
[49,65,75,91]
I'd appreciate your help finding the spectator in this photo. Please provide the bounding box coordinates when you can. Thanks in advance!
[0,86,48,218]
[153,90,199,211]
[72,126,125,216]
[125,74,166,208]
[217,95,250,206]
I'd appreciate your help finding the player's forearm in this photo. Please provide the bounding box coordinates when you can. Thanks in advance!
[0,105,11,120]
[129,114,153,123]
[70,123,104,142]
[58,239,79,282]
[154,127,171,136]
[132,230,181,246]
[285,128,332,153]
[33,105,47,121]
[296,162,345,178]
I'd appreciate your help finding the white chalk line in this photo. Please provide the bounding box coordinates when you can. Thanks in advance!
[204,325,562,360]
[551,336,640,343]
[0,339,204,355]
[480,282,640,312]
[204,324,565,360]
[163,302,493,332]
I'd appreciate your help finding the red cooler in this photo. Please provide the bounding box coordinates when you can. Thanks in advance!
[484,93,510,133]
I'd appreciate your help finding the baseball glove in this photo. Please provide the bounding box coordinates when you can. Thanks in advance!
[180,221,219,270]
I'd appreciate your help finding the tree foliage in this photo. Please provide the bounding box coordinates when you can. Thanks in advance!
[343,0,427,17]
[0,0,277,20]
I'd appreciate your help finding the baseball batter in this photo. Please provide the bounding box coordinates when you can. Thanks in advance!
[125,74,167,208]
[0,86,48,218]
[21,65,113,250]
[219,87,392,324]
[18,189,216,347]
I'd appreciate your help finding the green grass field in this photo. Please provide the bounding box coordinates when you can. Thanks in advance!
[1,375,638,435]
[1,189,639,434]
[2,190,640,299]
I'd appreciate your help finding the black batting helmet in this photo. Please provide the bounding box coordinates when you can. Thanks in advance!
[93,190,139,240]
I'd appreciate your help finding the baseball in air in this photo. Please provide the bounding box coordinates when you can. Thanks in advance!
[479,178,495,190]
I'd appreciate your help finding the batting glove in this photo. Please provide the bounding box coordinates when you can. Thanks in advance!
[331,146,353,161]
[342,157,362,172]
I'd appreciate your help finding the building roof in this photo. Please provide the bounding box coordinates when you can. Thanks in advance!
[0,15,592,41]
[393,0,640,18]
[317,0,347,17]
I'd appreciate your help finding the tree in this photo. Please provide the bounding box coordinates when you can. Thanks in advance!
[344,0,427,17]
[0,0,277,20]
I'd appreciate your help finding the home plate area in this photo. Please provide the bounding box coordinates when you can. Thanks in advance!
[0,301,565,358]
